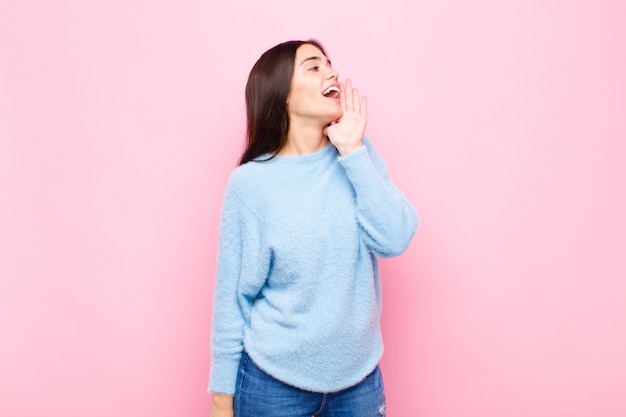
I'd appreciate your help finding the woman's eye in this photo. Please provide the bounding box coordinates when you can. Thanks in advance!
[309,66,319,71]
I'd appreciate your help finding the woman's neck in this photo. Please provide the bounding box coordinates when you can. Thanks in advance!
[280,124,328,156]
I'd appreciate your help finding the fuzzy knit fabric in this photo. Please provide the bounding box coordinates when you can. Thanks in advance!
[208,137,418,395]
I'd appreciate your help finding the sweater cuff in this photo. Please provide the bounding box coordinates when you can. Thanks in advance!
[208,355,241,395]
[336,144,366,162]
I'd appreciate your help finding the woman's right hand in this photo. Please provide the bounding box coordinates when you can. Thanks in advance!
[209,393,234,417]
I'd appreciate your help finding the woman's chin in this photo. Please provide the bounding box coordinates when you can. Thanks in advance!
[323,109,343,125]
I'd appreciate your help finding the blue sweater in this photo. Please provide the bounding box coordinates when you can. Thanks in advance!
[209,137,418,394]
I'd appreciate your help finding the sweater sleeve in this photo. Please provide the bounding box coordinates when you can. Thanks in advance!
[208,179,246,395]
[338,137,419,258]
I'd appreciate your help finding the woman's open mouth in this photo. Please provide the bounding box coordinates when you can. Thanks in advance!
[322,86,340,99]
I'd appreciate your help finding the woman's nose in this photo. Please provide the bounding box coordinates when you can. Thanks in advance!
[327,68,339,80]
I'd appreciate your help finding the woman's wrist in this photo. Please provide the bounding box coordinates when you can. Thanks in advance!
[212,393,234,407]
[336,144,363,157]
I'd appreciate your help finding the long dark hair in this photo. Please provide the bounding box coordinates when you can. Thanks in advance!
[239,39,328,165]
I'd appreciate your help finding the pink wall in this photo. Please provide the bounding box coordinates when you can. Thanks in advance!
[1,1,625,416]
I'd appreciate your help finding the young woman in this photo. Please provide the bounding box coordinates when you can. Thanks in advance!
[208,40,418,417]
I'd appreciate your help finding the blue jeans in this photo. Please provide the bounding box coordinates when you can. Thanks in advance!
[233,352,386,417]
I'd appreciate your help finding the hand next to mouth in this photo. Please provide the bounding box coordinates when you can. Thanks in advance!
[324,78,367,157]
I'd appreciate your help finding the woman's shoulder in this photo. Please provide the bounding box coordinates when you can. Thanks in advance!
[225,159,275,193]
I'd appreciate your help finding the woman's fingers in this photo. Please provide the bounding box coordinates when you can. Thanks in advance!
[332,78,366,140]
[352,87,360,113]
[341,78,366,115]
[360,95,367,116]
[344,78,354,111]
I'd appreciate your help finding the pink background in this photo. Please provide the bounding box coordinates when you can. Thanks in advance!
[1,1,625,416]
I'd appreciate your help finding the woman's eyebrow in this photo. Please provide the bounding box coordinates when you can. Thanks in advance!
[299,56,332,67]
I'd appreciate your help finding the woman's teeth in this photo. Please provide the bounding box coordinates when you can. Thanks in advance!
[322,86,340,98]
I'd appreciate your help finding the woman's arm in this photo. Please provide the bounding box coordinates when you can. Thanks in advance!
[208,171,270,395]
[208,181,246,396]
[326,78,418,257]
[339,139,419,257]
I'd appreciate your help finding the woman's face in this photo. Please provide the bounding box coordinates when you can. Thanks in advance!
[287,43,342,127]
